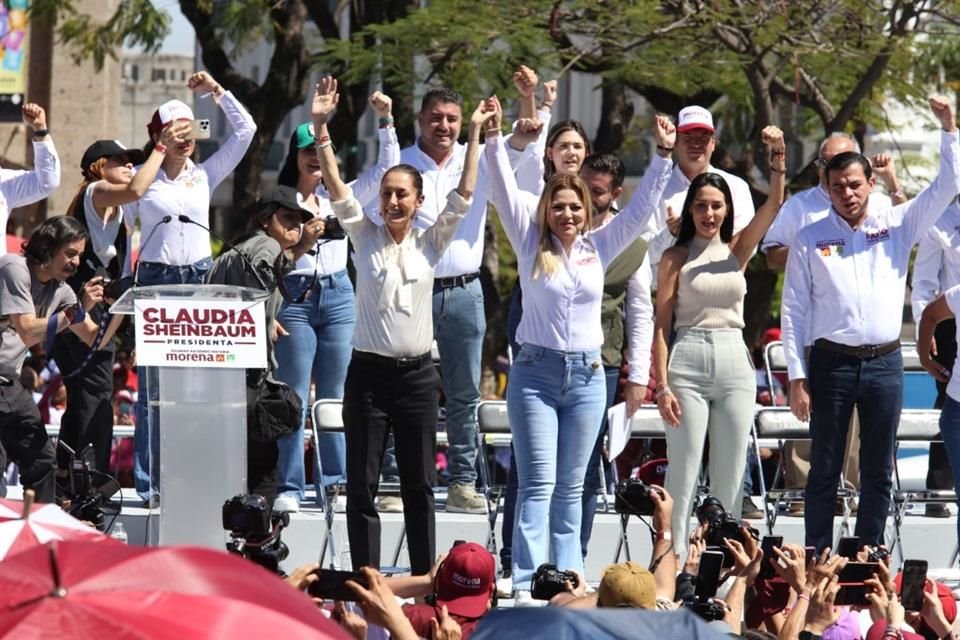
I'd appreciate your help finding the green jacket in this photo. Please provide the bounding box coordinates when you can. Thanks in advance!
[600,235,648,367]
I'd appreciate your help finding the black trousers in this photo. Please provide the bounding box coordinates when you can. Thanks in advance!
[248,438,279,505]
[930,319,957,490]
[0,371,57,503]
[343,351,439,576]
[55,350,115,474]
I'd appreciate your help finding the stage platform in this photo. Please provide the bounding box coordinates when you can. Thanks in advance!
[91,490,959,583]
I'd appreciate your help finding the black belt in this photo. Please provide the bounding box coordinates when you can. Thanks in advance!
[813,338,900,360]
[352,350,431,369]
[434,272,480,288]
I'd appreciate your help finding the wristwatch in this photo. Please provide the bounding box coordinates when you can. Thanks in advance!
[654,529,673,542]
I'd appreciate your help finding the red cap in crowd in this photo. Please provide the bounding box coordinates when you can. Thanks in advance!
[434,542,495,619]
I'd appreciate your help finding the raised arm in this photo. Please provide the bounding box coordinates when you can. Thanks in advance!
[349,91,401,206]
[312,77,350,202]
[731,126,786,267]
[2,104,61,209]
[901,96,960,244]
[508,65,540,152]
[193,71,257,191]
[92,122,192,209]
[871,153,907,205]
[483,95,539,252]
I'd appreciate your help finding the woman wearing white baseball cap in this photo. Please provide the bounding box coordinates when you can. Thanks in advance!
[128,70,257,505]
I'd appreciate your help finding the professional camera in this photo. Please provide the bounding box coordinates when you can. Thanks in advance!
[321,215,346,240]
[94,267,133,301]
[223,494,290,575]
[530,562,580,601]
[615,478,664,517]
[696,496,759,567]
[56,443,121,531]
[684,598,728,621]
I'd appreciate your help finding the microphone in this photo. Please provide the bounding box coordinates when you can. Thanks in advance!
[133,215,173,286]
[176,215,270,291]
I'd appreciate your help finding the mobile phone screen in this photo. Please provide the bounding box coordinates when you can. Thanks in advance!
[306,569,368,602]
[759,536,783,580]
[899,559,928,612]
[836,536,860,560]
[835,561,878,606]
[696,550,725,600]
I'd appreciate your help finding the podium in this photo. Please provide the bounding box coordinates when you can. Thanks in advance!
[112,284,267,547]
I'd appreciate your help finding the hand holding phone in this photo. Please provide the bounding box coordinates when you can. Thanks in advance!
[696,550,725,600]
[306,568,369,602]
[759,536,783,581]
[836,536,860,560]
[899,559,928,612]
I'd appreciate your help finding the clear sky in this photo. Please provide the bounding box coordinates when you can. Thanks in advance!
[157,2,195,55]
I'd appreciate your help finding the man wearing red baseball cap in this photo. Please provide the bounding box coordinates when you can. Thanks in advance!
[403,542,496,639]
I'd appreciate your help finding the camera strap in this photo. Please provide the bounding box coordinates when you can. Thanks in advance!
[47,307,113,381]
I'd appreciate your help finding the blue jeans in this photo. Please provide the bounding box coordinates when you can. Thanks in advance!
[580,365,620,559]
[433,277,486,486]
[805,345,902,552]
[274,270,355,500]
[507,344,606,585]
[937,395,960,544]
[133,257,213,500]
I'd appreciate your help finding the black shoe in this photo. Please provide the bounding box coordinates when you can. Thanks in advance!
[140,495,160,509]
[741,496,763,519]
[925,503,951,518]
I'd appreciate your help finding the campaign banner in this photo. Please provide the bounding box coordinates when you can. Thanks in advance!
[0,0,28,122]
[134,299,267,368]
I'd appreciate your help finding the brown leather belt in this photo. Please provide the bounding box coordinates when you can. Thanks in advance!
[813,338,900,360]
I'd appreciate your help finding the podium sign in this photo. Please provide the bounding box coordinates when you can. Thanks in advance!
[134,299,266,368]
[112,285,267,549]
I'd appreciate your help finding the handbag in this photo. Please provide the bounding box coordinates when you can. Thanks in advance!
[246,369,302,443]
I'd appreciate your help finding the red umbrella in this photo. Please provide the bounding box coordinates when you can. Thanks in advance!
[0,492,108,560]
[5,234,23,254]
[0,541,350,639]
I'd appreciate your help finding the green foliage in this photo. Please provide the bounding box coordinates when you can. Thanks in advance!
[31,0,170,69]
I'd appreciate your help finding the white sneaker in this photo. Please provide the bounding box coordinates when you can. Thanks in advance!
[273,495,300,513]
[377,496,404,513]
[512,589,545,607]
[446,483,487,514]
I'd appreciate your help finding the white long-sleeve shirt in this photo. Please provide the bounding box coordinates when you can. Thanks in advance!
[332,190,469,358]
[486,134,672,351]
[625,253,654,385]
[761,184,892,253]
[782,130,960,380]
[290,127,401,277]
[129,91,256,266]
[0,138,61,257]
[910,200,960,328]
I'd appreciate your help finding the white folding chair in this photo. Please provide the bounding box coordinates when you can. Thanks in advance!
[612,407,666,563]
[311,399,408,573]
[476,400,512,560]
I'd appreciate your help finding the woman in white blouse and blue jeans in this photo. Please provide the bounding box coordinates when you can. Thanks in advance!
[129,70,256,503]
[485,96,674,592]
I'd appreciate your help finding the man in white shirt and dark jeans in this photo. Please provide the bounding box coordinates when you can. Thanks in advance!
[782,96,960,552]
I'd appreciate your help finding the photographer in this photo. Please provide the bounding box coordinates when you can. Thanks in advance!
[558,485,678,609]
[0,216,122,503]
[204,186,321,502]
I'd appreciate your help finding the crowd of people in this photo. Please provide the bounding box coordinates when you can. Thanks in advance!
[2,64,960,638]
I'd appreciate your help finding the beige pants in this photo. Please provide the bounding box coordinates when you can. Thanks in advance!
[784,409,861,490]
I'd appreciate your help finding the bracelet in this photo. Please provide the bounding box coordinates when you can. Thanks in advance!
[316,141,333,150]
[657,145,674,152]
[485,127,501,135]
[32,129,49,138]
[770,167,786,174]
[315,134,331,144]
[655,387,672,399]
[378,116,394,127]
[797,593,810,603]
[154,143,167,154]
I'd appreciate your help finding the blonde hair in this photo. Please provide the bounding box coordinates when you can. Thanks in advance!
[533,173,594,279]
[67,157,111,220]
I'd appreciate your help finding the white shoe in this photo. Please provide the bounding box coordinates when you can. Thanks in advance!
[377,496,404,513]
[512,589,545,608]
[273,495,300,513]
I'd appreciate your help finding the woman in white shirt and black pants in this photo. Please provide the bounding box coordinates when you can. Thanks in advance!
[129,71,256,504]
[485,95,674,592]
[310,78,492,575]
